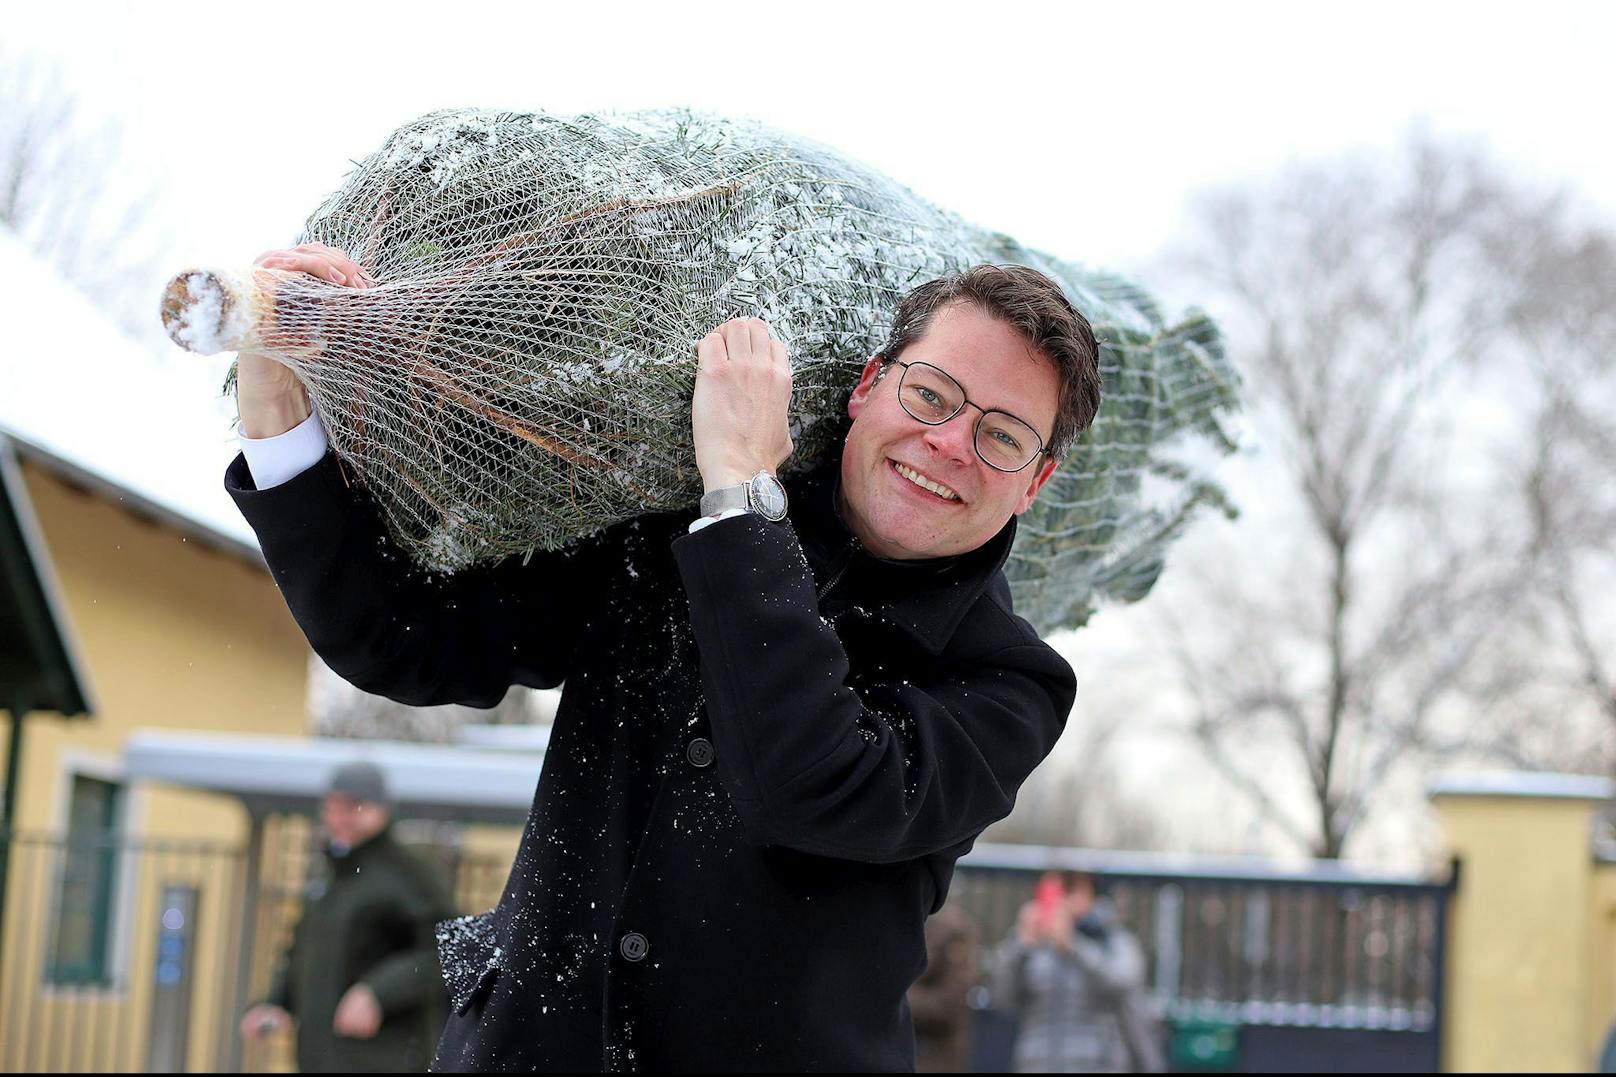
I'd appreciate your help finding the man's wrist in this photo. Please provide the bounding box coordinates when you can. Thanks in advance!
[240,390,313,439]
[701,465,771,495]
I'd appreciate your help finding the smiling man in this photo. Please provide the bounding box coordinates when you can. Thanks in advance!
[225,252,1101,1072]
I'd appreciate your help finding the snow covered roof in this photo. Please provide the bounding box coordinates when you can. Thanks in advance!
[124,728,543,824]
[0,229,259,564]
[1428,770,1613,802]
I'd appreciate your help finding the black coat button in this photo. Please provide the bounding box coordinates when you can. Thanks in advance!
[686,738,715,768]
[620,932,649,962]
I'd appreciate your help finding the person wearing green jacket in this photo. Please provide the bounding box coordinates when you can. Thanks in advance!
[239,762,455,1072]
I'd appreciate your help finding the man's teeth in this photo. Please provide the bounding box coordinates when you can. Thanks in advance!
[893,462,960,501]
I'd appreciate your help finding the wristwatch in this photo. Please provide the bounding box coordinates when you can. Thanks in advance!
[700,470,789,522]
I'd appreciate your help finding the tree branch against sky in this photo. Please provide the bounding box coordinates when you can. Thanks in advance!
[1502,207,1616,733]
[0,48,173,343]
[1159,136,1563,859]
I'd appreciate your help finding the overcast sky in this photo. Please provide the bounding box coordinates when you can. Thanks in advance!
[8,0,1614,280]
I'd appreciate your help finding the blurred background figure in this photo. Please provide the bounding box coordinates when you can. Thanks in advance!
[238,762,454,1072]
[909,902,980,1072]
[991,871,1165,1073]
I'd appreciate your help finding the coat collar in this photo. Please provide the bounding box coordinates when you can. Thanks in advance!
[786,458,1016,656]
[325,822,394,864]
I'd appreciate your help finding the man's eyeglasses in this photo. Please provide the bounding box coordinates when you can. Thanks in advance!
[878,359,1051,473]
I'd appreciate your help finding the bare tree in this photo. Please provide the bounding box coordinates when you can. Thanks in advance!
[0,49,173,341]
[1499,209,1616,733]
[1160,135,1553,858]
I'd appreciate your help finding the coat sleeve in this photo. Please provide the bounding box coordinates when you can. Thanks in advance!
[358,860,459,1017]
[225,450,603,706]
[671,516,1074,864]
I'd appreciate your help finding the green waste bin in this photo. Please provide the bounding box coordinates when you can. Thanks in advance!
[1169,1017,1240,1072]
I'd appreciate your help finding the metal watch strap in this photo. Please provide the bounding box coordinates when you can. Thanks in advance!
[699,483,750,517]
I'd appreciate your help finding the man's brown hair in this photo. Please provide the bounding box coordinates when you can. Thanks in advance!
[878,264,1103,460]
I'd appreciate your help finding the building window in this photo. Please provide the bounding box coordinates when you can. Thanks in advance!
[48,774,122,986]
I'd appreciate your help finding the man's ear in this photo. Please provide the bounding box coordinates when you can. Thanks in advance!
[1013,453,1060,516]
[846,355,887,420]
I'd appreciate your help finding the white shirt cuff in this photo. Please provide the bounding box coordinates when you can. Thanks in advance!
[237,403,330,489]
[687,508,751,534]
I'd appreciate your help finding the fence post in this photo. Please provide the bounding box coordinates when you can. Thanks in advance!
[1153,883,1183,1009]
[222,811,265,1074]
[0,706,27,997]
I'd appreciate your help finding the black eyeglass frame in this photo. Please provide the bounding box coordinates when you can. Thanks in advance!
[878,358,1054,474]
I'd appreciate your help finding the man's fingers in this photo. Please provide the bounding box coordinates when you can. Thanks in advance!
[719,318,752,363]
[746,318,773,364]
[257,252,344,284]
[696,332,726,373]
[254,245,370,287]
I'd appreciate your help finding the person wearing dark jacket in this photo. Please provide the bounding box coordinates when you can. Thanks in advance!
[239,761,456,1072]
[226,247,1102,1071]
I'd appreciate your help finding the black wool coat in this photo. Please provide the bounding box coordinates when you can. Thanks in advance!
[226,448,1076,1073]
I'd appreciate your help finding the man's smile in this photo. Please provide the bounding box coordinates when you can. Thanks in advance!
[890,459,964,503]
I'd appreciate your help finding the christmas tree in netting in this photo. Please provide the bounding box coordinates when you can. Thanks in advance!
[161,107,1240,635]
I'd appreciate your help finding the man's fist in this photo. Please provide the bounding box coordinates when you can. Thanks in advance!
[236,243,376,439]
[239,1003,291,1042]
[691,317,795,493]
[333,982,383,1039]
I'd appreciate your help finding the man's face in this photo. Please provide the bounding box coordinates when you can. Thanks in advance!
[839,302,1061,560]
[321,792,386,848]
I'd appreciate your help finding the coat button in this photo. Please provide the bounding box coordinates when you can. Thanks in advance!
[686,738,715,768]
[620,932,649,962]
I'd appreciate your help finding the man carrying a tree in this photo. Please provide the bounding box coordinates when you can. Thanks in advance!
[226,241,1100,1071]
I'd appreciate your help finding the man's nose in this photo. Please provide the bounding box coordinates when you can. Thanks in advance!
[920,413,976,464]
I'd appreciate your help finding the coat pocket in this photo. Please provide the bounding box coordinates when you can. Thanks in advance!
[435,909,504,1016]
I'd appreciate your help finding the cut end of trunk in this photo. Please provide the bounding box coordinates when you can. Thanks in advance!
[160,269,251,354]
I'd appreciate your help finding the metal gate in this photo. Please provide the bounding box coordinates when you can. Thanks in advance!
[952,846,1454,1072]
[0,819,511,1074]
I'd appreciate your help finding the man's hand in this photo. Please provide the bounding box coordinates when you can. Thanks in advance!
[237,243,377,439]
[692,317,795,493]
[238,1003,291,1042]
[332,982,383,1039]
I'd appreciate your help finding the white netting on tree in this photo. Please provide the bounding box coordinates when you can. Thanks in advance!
[162,107,1239,635]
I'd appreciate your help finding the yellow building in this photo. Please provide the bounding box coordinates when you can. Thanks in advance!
[0,430,532,1073]
[1432,772,1616,1073]
[0,428,312,1071]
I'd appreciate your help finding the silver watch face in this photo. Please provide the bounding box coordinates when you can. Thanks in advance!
[748,472,788,521]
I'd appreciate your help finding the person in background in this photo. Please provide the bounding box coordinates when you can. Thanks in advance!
[991,871,1166,1073]
[909,902,981,1071]
[239,761,456,1072]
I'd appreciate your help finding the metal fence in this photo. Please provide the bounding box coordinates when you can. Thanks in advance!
[0,821,511,1074]
[0,830,247,1073]
[1,830,1452,1072]
[950,845,1455,1071]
